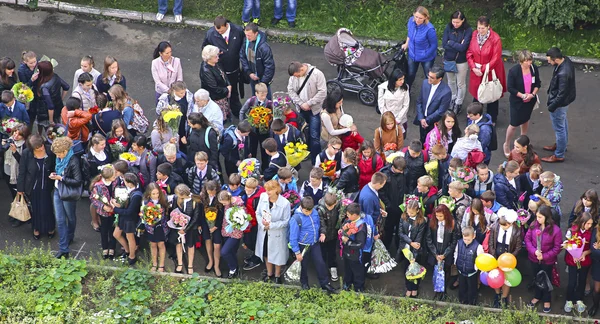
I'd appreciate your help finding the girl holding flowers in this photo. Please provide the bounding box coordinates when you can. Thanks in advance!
[461,198,497,244]
[170,184,201,274]
[109,173,144,266]
[142,182,170,272]
[398,199,427,297]
[563,212,593,314]
[89,164,117,259]
[107,119,132,160]
[200,180,223,276]
[219,192,246,278]
[374,112,404,158]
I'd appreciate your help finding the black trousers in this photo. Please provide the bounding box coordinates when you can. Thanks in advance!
[458,273,478,305]
[4,171,21,225]
[226,71,243,118]
[320,239,338,268]
[248,133,270,172]
[382,207,401,250]
[344,257,365,291]
[223,160,238,178]
[299,244,329,287]
[243,224,262,263]
[419,123,435,145]
[567,265,590,302]
[99,216,116,250]
[532,263,553,303]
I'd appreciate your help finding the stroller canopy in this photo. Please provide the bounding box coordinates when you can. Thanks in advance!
[324,28,386,78]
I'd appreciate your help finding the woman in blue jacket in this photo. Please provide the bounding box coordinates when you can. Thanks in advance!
[401,6,438,88]
[442,11,472,114]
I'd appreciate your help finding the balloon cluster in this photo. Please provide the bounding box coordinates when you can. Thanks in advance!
[475,253,522,289]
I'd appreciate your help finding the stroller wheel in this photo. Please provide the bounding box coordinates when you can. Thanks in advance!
[326,80,343,94]
[358,88,376,107]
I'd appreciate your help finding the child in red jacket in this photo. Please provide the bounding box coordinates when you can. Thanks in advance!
[338,114,364,150]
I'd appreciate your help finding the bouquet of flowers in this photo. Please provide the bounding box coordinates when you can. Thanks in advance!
[284,142,310,167]
[246,106,272,134]
[284,245,308,283]
[88,106,100,115]
[119,152,138,167]
[437,196,456,212]
[46,124,66,142]
[140,202,163,227]
[452,166,476,184]
[92,193,110,207]
[320,160,337,178]
[168,208,191,248]
[424,159,439,182]
[114,187,129,205]
[205,207,218,229]
[107,137,128,160]
[563,227,585,269]
[339,220,361,257]
[282,190,301,210]
[272,95,292,119]
[1,118,21,134]
[337,198,354,228]
[402,248,427,283]
[161,105,183,135]
[383,143,398,157]
[11,82,34,103]
[224,206,252,233]
[368,239,397,274]
[238,158,261,184]
[516,208,530,228]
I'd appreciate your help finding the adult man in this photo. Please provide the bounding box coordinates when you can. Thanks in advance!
[413,65,452,144]
[271,0,297,28]
[542,47,576,163]
[202,16,246,118]
[287,61,327,162]
[240,23,275,99]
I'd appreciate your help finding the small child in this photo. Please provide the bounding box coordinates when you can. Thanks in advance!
[466,103,493,164]
[222,173,244,197]
[221,121,252,176]
[262,138,287,181]
[317,192,341,282]
[219,191,245,279]
[242,178,266,270]
[110,173,144,266]
[186,151,220,195]
[402,139,428,193]
[283,102,299,129]
[338,114,364,150]
[89,164,116,259]
[414,175,438,217]
[289,197,336,292]
[454,226,484,305]
[450,123,482,162]
[299,167,326,204]
[142,182,169,272]
[447,157,464,184]
[340,202,367,292]
[430,144,449,194]
[156,162,182,199]
[449,180,473,225]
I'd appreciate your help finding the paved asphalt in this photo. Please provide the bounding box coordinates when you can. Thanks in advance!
[1,5,600,317]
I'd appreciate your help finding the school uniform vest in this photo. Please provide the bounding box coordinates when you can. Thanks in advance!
[456,239,480,275]
[301,181,325,205]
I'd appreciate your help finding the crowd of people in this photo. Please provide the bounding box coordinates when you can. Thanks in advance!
[0,6,593,317]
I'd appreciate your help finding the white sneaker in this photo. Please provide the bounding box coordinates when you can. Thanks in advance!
[156,13,164,21]
[330,267,338,282]
[564,300,573,313]
[174,15,183,23]
[576,300,587,313]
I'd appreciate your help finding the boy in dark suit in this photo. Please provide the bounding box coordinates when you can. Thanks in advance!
[262,137,286,181]
[270,119,302,152]
[0,90,30,125]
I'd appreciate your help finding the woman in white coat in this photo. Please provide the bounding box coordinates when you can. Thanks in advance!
[377,69,410,137]
[255,180,291,284]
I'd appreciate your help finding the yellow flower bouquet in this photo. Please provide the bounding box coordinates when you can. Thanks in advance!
[161,105,183,135]
[119,152,138,166]
[246,106,272,134]
[11,83,34,103]
[284,142,310,167]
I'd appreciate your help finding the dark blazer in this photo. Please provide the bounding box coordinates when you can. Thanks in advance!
[487,222,523,257]
[507,64,541,109]
[264,152,286,181]
[91,110,122,137]
[157,155,188,180]
[96,75,127,95]
[413,80,452,125]
[202,22,245,73]
[220,129,250,163]
[187,127,219,171]
[200,61,230,102]
[517,172,542,208]
[17,146,56,195]
[335,165,359,194]
[425,220,460,265]
[270,125,302,152]
[398,217,428,260]
[0,101,30,125]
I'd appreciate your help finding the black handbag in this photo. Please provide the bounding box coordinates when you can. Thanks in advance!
[57,181,83,201]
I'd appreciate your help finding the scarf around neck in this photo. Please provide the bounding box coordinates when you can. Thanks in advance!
[477,30,490,48]
[55,148,74,176]
[4,138,25,185]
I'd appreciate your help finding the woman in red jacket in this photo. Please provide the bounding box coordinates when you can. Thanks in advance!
[357,140,384,189]
[466,16,506,124]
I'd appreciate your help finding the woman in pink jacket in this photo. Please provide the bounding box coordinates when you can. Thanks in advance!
[151,41,183,104]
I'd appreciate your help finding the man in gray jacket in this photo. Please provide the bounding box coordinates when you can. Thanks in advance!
[287,62,327,163]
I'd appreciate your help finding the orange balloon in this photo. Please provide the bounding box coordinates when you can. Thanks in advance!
[497,253,517,271]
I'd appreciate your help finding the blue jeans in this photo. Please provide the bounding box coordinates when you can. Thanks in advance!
[274,0,296,21]
[550,106,569,158]
[221,237,241,271]
[158,0,183,15]
[250,81,272,100]
[53,190,78,253]
[300,109,321,163]
[242,0,261,22]
[406,56,435,88]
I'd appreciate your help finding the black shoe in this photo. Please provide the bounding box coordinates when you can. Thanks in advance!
[11,221,23,228]
[342,284,351,291]
[439,293,447,301]
[33,232,41,240]
[274,276,283,284]
[120,251,128,260]
[301,283,310,290]
[226,269,239,279]
[271,18,280,26]
[108,253,115,260]
[55,252,69,259]
[48,232,55,239]
[243,260,261,271]
[493,294,501,308]
[128,257,137,266]
[321,284,336,294]
[288,21,296,28]
[175,264,184,274]
[589,305,598,316]
[204,265,213,273]
[103,253,109,260]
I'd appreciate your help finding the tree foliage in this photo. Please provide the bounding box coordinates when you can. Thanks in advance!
[507,0,600,29]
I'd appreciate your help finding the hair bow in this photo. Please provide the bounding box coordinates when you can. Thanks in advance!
[529,195,540,202]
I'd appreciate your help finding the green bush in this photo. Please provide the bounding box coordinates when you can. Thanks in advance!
[507,0,600,29]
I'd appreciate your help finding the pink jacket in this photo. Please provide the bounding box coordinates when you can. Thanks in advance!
[151,57,183,94]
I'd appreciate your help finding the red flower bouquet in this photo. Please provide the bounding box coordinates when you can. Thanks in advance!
[320,160,337,178]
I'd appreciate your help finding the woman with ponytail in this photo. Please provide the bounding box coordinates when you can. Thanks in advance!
[508,135,540,174]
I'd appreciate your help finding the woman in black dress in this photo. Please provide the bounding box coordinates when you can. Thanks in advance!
[503,50,541,158]
[17,134,56,239]
[143,182,170,272]
[170,184,201,274]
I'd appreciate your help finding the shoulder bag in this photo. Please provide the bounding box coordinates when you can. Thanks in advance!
[477,63,503,104]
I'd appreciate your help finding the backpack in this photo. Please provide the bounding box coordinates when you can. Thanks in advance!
[269,154,299,180]
[287,113,308,143]
[465,149,485,168]
[203,126,221,150]
[220,125,238,150]
[136,151,157,188]
[129,101,149,134]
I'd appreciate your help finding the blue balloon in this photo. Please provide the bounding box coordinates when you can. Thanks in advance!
[480,271,489,286]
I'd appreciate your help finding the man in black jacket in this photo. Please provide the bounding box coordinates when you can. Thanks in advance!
[379,156,407,251]
[202,16,246,117]
[542,47,576,163]
[240,23,275,100]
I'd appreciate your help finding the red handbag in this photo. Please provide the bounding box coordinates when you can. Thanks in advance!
[551,262,561,287]
[482,229,491,253]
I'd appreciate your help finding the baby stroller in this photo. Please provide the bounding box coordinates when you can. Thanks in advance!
[324,28,406,107]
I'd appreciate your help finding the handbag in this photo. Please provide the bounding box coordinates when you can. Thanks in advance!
[433,261,446,292]
[443,60,458,73]
[57,181,83,201]
[477,63,503,104]
[551,262,561,287]
[482,229,491,253]
[9,194,31,222]
[533,94,540,110]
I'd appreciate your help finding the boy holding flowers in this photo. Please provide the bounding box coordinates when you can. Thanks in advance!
[340,202,367,292]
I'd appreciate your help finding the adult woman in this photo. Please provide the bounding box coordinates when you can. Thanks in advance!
[0,57,19,92]
[425,110,461,157]
[71,72,97,111]
[200,45,231,121]
[96,56,126,95]
[540,171,563,219]
[357,140,384,189]
[525,205,562,313]
[377,69,410,134]
[152,41,183,103]
[425,204,460,300]
[508,135,541,174]
[82,134,112,231]
[91,93,122,137]
[37,61,69,126]
[493,161,521,210]
[374,112,403,157]
[17,134,56,239]
[442,11,472,114]
[504,50,541,156]
[466,16,506,124]
[255,180,291,284]
[488,209,522,308]
[151,114,178,155]
[401,6,437,88]
[50,137,83,259]
[130,135,157,188]
[156,81,194,139]
[72,55,101,90]
[2,124,30,227]
[320,88,354,147]
[183,113,219,170]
